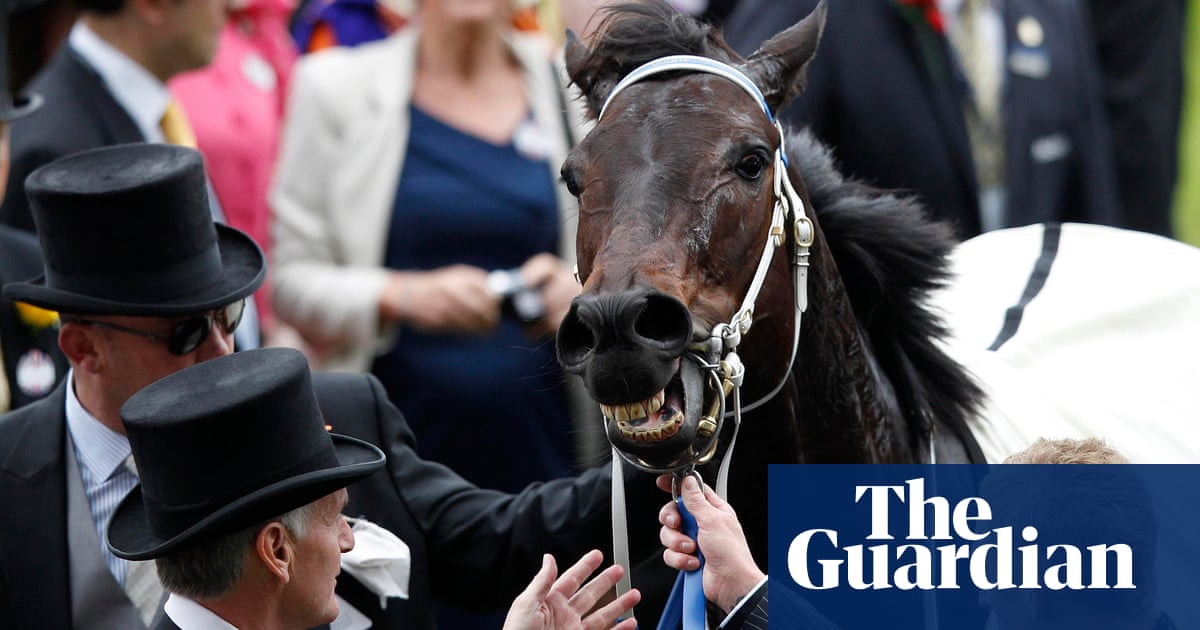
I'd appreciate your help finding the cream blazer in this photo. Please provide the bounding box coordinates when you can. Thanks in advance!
[271,26,589,372]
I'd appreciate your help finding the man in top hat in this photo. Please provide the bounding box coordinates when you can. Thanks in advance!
[0,142,264,629]
[0,0,265,351]
[0,142,659,629]
[109,347,388,629]
[0,0,68,412]
[108,347,641,630]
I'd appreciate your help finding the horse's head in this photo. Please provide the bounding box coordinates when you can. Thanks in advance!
[556,1,827,471]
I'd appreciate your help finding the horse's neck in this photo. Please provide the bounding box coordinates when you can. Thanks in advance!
[789,240,918,463]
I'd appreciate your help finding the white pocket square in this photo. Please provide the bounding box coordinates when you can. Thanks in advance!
[341,516,412,609]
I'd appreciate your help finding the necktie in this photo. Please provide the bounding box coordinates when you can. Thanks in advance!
[949,0,1005,189]
[122,455,165,626]
[160,99,198,149]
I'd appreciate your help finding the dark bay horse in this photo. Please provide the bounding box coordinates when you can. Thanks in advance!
[555,0,986,565]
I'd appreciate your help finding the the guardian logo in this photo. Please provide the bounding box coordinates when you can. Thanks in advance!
[788,479,1135,591]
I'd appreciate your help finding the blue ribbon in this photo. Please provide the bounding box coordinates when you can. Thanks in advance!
[656,496,706,630]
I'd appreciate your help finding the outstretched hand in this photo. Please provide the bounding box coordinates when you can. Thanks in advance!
[657,475,766,614]
[503,549,640,630]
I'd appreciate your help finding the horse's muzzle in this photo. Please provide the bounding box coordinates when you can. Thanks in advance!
[557,287,693,404]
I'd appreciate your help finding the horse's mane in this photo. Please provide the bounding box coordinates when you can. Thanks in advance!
[788,130,984,453]
[571,1,742,115]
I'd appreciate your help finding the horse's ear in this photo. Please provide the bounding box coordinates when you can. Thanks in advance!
[565,28,618,119]
[565,29,589,80]
[742,0,827,114]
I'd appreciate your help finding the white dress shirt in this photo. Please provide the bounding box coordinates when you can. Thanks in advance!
[64,369,139,586]
[164,593,239,630]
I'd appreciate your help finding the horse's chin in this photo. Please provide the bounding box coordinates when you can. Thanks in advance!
[600,358,708,470]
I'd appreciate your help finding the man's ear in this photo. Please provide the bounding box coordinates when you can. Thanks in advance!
[59,322,103,374]
[128,0,172,27]
[255,522,293,583]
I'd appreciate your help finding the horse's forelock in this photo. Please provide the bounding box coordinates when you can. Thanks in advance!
[570,0,741,116]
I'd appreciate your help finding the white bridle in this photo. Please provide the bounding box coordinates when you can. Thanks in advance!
[597,54,814,601]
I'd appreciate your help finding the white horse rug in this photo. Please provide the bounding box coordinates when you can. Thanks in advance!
[932,223,1200,464]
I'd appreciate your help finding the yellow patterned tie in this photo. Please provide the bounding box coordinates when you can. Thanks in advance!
[950,0,1005,188]
[160,99,197,149]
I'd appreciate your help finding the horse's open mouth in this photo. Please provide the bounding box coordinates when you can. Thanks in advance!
[600,372,680,443]
[600,357,707,466]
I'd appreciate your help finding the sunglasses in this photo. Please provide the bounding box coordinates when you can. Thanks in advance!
[63,299,247,355]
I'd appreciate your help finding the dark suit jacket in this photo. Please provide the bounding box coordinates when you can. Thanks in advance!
[151,614,180,630]
[0,226,67,410]
[1087,0,1182,236]
[0,47,144,232]
[721,580,842,630]
[0,372,659,629]
[724,0,1121,238]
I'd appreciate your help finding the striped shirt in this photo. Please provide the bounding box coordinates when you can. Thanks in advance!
[721,578,843,630]
[64,370,138,586]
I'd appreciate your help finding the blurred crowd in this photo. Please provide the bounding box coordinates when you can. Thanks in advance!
[0,0,1195,628]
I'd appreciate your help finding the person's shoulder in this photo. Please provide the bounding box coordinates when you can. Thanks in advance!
[22,48,103,112]
[0,391,63,451]
[311,370,389,415]
[11,60,108,158]
[0,226,40,267]
[312,369,376,398]
[310,371,393,446]
[295,25,416,85]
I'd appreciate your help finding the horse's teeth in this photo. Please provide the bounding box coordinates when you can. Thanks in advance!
[615,405,630,422]
[648,392,664,414]
[600,404,614,421]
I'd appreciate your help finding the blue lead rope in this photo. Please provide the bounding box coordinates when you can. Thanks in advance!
[656,496,706,630]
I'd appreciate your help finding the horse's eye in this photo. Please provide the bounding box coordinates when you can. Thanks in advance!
[561,164,583,197]
[735,152,768,181]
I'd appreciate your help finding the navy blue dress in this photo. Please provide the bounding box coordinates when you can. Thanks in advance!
[372,105,574,494]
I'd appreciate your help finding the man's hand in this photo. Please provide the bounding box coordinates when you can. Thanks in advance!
[657,475,766,614]
[503,550,640,630]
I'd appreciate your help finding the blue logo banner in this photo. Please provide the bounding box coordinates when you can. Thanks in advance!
[768,465,1200,630]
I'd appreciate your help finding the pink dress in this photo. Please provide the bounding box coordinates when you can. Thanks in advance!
[170,0,297,326]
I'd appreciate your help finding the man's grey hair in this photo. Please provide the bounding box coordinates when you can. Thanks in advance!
[155,502,315,600]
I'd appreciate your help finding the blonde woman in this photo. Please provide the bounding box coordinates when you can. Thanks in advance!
[272,0,587,505]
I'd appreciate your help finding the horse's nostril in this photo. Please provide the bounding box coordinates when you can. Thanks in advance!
[557,289,693,376]
[556,300,599,371]
[633,293,693,351]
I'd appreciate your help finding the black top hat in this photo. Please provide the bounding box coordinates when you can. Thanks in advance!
[3,144,266,315]
[107,348,386,560]
[0,0,43,121]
